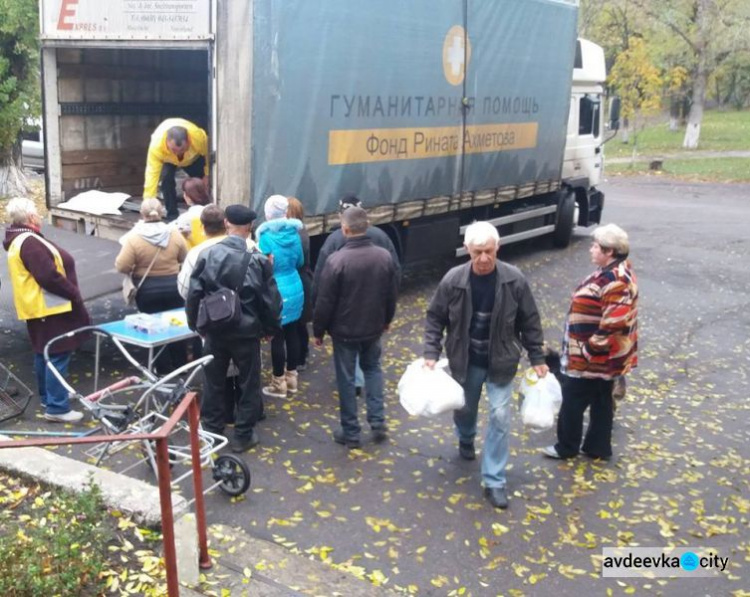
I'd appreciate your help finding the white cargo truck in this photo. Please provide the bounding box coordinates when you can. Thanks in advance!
[39,0,614,261]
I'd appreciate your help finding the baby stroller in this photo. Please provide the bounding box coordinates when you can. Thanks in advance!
[43,326,251,498]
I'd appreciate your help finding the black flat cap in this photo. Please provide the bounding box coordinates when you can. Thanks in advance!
[338,195,362,212]
[225,204,257,225]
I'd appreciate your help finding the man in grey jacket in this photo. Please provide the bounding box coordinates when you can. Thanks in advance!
[423,222,548,509]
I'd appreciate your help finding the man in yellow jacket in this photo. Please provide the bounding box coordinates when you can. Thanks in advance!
[143,118,209,221]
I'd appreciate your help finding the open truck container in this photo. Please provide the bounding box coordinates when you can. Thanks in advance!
[40,0,605,261]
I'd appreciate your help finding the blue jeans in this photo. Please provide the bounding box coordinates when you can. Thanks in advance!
[354,357,364,388]
[454,364,513,489]
[34,352,72,415]
[332,338,385,439]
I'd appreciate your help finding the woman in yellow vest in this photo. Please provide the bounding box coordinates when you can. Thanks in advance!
[3,198,90,423]
[174,177,211,249]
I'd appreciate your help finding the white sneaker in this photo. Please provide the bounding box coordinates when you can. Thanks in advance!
[541,445,563,459]
[44,410,84,423]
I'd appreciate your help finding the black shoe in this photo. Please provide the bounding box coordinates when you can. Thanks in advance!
[484,487,509,509]
[581,449,611,461]
[203,425,225,437]
[333,428,361,449]
[459,441,476,461]
[231,431,259,453]
[355,386,363,397]
[371,425,388,444]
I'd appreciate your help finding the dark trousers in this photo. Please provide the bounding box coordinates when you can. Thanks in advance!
[555,374,614,458]
[202,336,262,441]
[159,156,206,220]
[224,374,241,424]
[297,322,310,366]
[135,274,186,373]
[271,321,300,376]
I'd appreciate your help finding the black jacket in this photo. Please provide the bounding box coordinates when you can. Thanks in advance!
[298,227,314,324]
[423,261,545,385]
[312,225,400,303]
[186,235,282,339]
[313,236,398,342]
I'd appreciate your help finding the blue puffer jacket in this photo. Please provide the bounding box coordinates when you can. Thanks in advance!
[256,218,304,325]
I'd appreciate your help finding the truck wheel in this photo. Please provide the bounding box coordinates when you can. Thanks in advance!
[553,191,576,248]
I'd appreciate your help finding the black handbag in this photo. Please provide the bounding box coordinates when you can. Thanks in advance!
[196,251,252,333]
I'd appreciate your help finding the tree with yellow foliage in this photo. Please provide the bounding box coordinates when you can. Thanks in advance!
[609,38,663,162]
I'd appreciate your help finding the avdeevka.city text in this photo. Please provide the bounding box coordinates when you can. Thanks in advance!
[603,552,728,571]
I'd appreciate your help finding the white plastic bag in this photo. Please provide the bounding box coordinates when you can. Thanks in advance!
[518,368,563,432]
[398,358,465,417]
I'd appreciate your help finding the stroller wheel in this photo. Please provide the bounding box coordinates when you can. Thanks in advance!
[213,454,251,496]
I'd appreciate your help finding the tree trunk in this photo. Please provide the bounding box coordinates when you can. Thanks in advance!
[620,117,630,143]
[683,67,707,149]
[683,0,709,149]
[0,141,28,198]
[630,117,639,165]
[669,97,680,131]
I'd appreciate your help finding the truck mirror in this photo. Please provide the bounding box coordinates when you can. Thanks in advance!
[608,97,621,131]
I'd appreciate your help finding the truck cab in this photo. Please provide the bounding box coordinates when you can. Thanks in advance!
[562,39,607,227]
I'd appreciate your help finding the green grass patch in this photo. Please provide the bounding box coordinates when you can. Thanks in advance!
[0,478,109,596]
[607,110,750,158]
[0,472,168,596]
[607,157,750,182]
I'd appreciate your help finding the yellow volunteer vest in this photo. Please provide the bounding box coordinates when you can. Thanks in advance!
[185,215,208,250]
[7,232,73,321]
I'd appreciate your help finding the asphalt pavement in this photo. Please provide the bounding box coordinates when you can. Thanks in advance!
[1,177,749,595]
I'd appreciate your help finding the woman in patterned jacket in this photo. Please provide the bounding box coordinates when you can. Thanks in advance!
[542,224,638,461]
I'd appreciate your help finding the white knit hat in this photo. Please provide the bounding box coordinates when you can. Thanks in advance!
[264,194,289,220]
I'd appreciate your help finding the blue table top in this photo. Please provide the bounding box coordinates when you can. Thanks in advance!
[97,309,197,348]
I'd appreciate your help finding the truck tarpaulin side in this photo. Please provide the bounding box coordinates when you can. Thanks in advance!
[250,0,578,218]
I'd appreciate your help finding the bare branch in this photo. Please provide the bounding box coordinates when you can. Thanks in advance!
[629,0,699,54]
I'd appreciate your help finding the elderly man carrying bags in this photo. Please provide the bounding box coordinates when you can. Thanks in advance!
[423,222,548,510]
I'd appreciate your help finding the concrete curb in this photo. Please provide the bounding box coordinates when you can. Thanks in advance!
[607,149,750,164]
[0,434,187,527]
